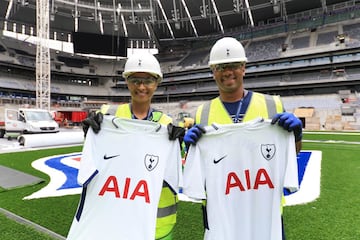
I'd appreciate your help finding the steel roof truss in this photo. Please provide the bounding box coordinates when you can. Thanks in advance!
[5,0,14,20]
[156,0,175,39]
[181,0,199,37]
[210,0,224,33]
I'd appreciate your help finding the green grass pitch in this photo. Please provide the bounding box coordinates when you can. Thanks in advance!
[0,132,360,240]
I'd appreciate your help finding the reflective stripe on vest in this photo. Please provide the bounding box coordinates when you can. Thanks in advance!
[196,92,284,125]
[100,103,176,239]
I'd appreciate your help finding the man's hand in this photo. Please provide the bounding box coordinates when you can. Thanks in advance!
[184,125,206,146]
[167,123,185,141]
[82,111,104,137]
[271,112,302,142]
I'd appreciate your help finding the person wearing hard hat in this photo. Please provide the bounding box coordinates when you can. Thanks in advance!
[184,36,302,149]
[182,37,303,239]
[82,52,184,240]
[99,52,171,124]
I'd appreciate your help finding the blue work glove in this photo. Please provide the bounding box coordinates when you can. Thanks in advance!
[184,124,206,146]
[271,112,302,142]
[82,111,104,137]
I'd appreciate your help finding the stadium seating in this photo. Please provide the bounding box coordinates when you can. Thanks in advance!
[246,37,285,61]
[316,31,338,45]
[1,2,360,130]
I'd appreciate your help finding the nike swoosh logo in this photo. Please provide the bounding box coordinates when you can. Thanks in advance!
[103,154,120,160]
[213,155,227,164]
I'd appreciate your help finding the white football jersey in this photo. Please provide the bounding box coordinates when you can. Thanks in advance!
[183,119,298,240]
[67,117,183,240]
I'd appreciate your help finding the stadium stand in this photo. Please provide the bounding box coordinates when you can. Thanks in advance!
[343,22,360,48]
[291,36,310,49]
[316,31,338,45]
[178,48,210,68]
[246,36,285,61]
[1,1,360,129]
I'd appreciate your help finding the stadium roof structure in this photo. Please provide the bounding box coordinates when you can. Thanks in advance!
[0,0,353,46]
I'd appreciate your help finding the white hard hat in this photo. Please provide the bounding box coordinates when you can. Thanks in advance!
[122,52,163,81]
[208,37,248,66]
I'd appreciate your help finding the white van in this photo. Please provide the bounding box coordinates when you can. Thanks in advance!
[3,108,59,136]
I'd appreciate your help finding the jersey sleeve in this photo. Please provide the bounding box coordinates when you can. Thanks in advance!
[77,129,98,186]
[182,144,206,199]
[164,141,183,193]
[283,133,299,192]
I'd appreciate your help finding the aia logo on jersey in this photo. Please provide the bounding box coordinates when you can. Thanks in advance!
[225,168,274,194]
[99,176,151,203]
[261,144,275,160]
[144,154,159,171]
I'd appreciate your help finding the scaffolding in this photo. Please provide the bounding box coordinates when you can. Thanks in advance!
[36,0,51,110]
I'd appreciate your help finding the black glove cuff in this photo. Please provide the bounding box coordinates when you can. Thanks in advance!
[167,123,185,141]
[294,129,302,142]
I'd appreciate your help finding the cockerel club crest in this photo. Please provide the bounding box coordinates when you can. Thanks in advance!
[261,144,276,161]
[144,154,159,171]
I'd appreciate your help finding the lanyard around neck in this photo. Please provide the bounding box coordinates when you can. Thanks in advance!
[234,89,248,123]
[234,100,243,123]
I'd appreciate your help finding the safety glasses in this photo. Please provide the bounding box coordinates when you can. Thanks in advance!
[211,62,246,72]
[127,77,158,86]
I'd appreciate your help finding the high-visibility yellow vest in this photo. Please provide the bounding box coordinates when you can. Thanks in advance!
[194,92,286,213]
[100,103,176,239]
[100,104,172,124]
[195,92,284,125]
